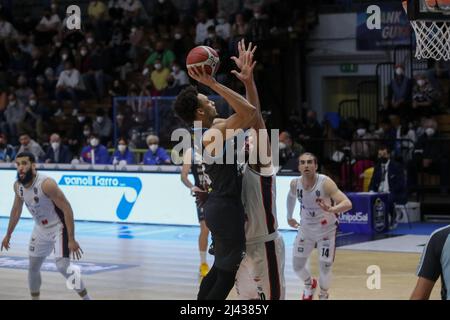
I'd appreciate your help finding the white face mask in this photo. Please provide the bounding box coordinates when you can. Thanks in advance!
[87,37,94,44]
[90,138,99,147]
[279,142,287,150]
[395,68,404,76]
[83,130,91,136]
[118,145,126,153]
[417,79,425,87]
[51,142,60,150]
[154,64,162,70]
[96,116,104,123]
[174,33,182,40]
[78,116,86,122]
[208,33,215,39]
[425,128,435,136]
[80,50,87,56]
[217,18,225,25]
[356,128,366,136]
[61,53,68,61]
[29,100,37,106]
[149,144,158,152]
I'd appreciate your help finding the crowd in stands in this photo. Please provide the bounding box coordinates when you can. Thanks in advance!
[0,0,315,165]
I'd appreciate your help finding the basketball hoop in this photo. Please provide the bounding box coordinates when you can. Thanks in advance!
[403,0,450,60]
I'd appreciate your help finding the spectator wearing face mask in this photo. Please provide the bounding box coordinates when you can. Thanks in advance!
[412,73,440,118]
[18,93,48,143]
[17,133,45,162]
[144,40,175,69]
[111,137,135,165]
[143,134,171,165]
[279,131,304,169]
[92,108,112,146]
[351,121,376,160]
[44,133,73,164]
[150,59,170,95]
[369,145,407,229]
[384,64,413,117]
[0,133,16,162]
[407,118,449,194]
[215,11,231,41]
[169,61,189,88]
[80,133,110,164]
[3,93,26,145]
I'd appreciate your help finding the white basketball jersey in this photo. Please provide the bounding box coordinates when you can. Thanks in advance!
[296,174,338,228]
[16,173,64,227]
[241,165,279,244]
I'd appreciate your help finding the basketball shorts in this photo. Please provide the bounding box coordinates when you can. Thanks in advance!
[29,222,69,258]
[293,224,337,264]
[235,235,286,300]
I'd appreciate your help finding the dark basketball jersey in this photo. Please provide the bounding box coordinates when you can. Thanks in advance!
[191,148,206,190]
[202,137,243,199]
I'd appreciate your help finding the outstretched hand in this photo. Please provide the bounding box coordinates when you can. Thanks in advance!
[231,39,257,84]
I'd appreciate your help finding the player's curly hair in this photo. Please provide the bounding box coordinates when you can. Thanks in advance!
[174,86,200,125]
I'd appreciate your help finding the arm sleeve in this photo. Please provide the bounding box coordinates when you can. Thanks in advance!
[286,185,297,220]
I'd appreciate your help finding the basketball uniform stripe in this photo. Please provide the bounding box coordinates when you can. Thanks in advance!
[264,240,280,300]
[260,176,275,234]
[53,204,69,258]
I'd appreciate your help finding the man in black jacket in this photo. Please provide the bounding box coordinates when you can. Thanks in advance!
[44,133,73,164]
[369,145,407,228]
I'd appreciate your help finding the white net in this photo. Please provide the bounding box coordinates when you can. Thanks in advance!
[410,20,450,60]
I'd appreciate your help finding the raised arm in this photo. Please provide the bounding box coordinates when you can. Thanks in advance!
[187,66,257,135]
[42,178,83,260]
[318,177,353,214]
[1,183,24,251]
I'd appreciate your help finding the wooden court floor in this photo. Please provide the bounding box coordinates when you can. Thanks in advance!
[0,225,441,300]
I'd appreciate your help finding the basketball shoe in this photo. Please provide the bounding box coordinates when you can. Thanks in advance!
[302,278,317,300]
[199,263,209,277]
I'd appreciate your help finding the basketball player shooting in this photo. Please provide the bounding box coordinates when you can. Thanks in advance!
[174,47,257,300]
[286,153,352,300]
[1,152,91,300]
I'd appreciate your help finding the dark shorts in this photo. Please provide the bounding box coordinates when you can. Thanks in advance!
[203,196,246,272]
[197,206,205,222]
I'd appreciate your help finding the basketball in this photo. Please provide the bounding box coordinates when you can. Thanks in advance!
[425,0,437,8]
[186,46,220,77]
[437,0,450,10]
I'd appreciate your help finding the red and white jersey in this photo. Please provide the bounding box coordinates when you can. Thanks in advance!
[241,164,279,244]
[16,173,64,228]
[295,174,338,232]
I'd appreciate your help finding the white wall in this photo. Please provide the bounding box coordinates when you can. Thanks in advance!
[306,13,389,120]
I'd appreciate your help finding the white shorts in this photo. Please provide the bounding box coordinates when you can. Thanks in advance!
[235,235,285,300]
[293,225,337,264]
[29,222,69,258]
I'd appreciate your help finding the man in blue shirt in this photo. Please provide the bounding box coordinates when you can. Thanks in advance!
[80,134,109,164]
[0,133,16,162]
[111,138,135,165]
[142,134,171,165]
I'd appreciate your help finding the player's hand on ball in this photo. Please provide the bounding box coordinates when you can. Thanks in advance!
[288,218,299,229]
[1,234,11,251]
[187,65,216,87]
[69,240,84,260]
